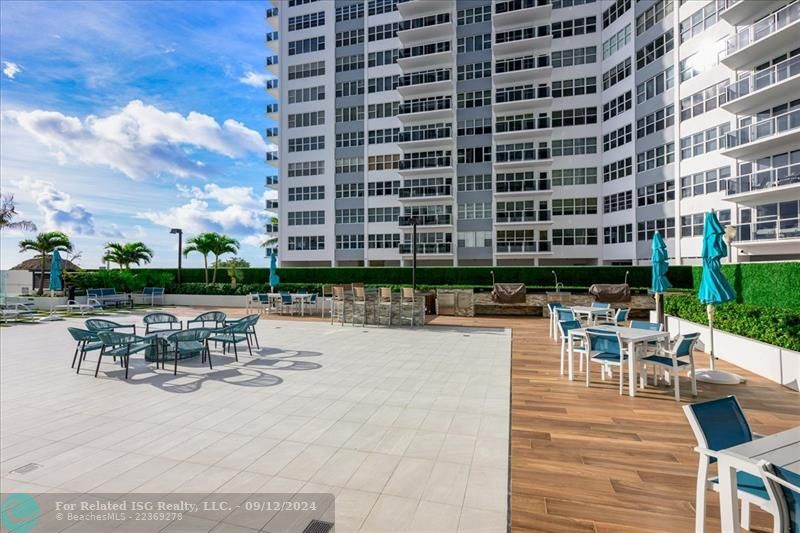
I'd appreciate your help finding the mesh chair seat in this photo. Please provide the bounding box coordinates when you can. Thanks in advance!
[208,332,248,343]
[641,354,689,367]
[710,471,768,500]
[591,351,628,362]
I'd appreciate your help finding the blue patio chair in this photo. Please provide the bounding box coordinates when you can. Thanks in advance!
[85,318,136,335]
[591,302,610,308]
[683,396,774,532]
[162,328,212,375]
[224,313,261,348]
[758,461,800,533]
[585,328,628,395]
[89,331,153,379]
[599,307,630,326]
[208,319,252,362]
[630,320,663,331]
[557,319,588,376]
[279,292,299,315]
[556,308,574,321]
[143,312,181,334]
[547,302,563,337]
[640,332,699,401]
[187,311,227,329]
[67,327,103,369]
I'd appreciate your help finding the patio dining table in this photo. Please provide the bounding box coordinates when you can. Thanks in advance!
[267,292,316,316]
[570,305,611,325]
[567,324,669,397]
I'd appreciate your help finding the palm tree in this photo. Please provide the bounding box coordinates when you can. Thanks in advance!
[18,231,73,295]
[0,194,37,232]
[183,232,216,283]
[102,242,154,269]
[208,234,240,283]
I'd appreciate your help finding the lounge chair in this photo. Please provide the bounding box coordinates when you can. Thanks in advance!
[56,299,103,316]
[143,312,181,334]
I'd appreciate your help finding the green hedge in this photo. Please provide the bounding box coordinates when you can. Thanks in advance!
[691,262,800,311]
[663,294,800,352]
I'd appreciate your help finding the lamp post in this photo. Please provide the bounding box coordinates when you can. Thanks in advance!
[170,228,183,285]
[411,217,417,292]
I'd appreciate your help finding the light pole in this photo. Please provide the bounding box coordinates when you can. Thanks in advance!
[411,218,417,292]
[170,228,183,285]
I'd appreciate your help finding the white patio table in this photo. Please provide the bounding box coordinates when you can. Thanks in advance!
[570,305,611,326]
[266,293,315,316]
[717,426,800,533]
[567,324,669,397]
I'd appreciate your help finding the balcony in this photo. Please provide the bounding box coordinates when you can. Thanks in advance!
[399,156,453,175]
[495,241,552,254]
[494,26,552,58]
[723,55,800,114]
[398,41,452,71]
[398,0,446,18]
[399,214,453,227]
[398,242,453,255]
[265,199,278,209]
[721,2,800,70]
[720,0,785,26]
[398,98,453,123]
[724,166,800,205]
[398,127,452,149]
[266,55,279,76]
[266,78,279,98]
[265,151,278,167]
[265,223,278,233]
[494,55,552,86]
[397,69,451,98]
[495,179,551,196]
[723,108,800,159]
[265,127,278,141]
[732,217,800,255]
[493,0,551,30]
[494,147,552,169]
[265,175,279,189]
[398,183,452,200]
[494,116,551,142]
[495,85,552,113]
[266,103,279,121]
[496,210,551,225]
[398,13,453,45]
[265,31,279,53]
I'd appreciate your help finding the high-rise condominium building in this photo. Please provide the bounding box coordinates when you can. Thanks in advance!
[265,0,800,267]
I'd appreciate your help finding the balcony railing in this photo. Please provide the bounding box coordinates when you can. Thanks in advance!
[398,127,451,143]
[496,241,551,253]
[399,98,452,115]
[496,117,550,133]
[399,243,452,254]
[726,108,800,149]
[398,184,452,198]
[495,0,550,14]
[495,148,551,163]
[398,69,450,87]
[725,164,800,195]
[399,41,450,60]
[495,55,550,74]
[496,210,551,223]
[496,180,551,193]
[496,25,550,44]
[727,55,800,101]
[399,156,452,170]
[496,85,551,104]
[734,217,800,242]
[399,214,452,226]
[724,2,800,58]
[398,13,450,32]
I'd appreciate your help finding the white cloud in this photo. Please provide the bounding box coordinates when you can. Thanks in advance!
[4,100,271,181]
[2,61,21,79]
[15,177,100,236]
[239,70,274,88]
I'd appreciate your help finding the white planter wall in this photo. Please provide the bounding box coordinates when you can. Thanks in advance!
[653,312,800,392]
[163,294,249,308]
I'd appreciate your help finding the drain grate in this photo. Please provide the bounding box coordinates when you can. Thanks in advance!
[302,519,334,533]
[10,463,42,475]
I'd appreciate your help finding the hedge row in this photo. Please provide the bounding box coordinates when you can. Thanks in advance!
[690,262,800,311]
[663,294,800,352]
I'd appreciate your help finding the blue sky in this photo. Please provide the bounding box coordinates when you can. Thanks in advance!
[0,0,277,269]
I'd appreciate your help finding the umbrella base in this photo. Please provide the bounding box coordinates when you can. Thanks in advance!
[39,314,64,322]
[691,368,745,385]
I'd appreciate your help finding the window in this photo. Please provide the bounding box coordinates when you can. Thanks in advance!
[336,80,364,97]
[287,210,325,226]
[457,231,492,249]
[496,171,550,191]
[603,24,631,59]
[679,123,730,159]
[457,90,491,108]
[679,80,729,121]
[288,135,324,152]
[681,210,729,237]
[636,29,673,70]
[552,198,598,215]
[368,207,400,223]
[336,106,364,123]
[637,217,676,241]
[288,61,325,81]
[457,5,491,25]
[552,107,598,127]
[497,83,551,103]
[368,154,400,171]
[551,167,598,186]
[368,75,398,93]
[552,77,597,97]
[637,143,675,172]
[368,233,400,249]
[496,25,550,44]
[553,0,596,7]
[369,22,397,42]
[336,55,364,73]
[457,34,491,53]
[680,40,724,82]
[288,11,324,31]
[368,102,399,119]
[552,16,597,38]
[288,161,324,178]
[336,3,364,22]
[287,86,324,104]
[368,128,399,145]
[680,0,729,43]
[336,29,364,48]
[335,157,364,174]
[458,202,492,220]
[287,111,324,129]
[637,67,673,104]
[368,181,400,196]
[680,166,730,198]
[401,150,451,169]
[552,137,597,156]
[336,131,364,148]
[458,117,492,136]
[335,208,365,225]
[604,224,633,244]
[287,236,324,251]
[602,0,631,28]
[368,50,398,68]
[288,0,318,6]
[603,58,631,90]
[636,104,674,138]
[553,228,598,246]
[603,91,632,120]
[288,186,324,202]
[603,190,633,213]
[458,62,491,81]
[336,183,364,198]
[551,46,597,67]
[288,36,325,56]
[637,180,675,206]
[496,142,549,162]
[336,234,364,250]
[603,124,632,151]
[603,157,632,182]
[457,146,492,164]
[368,0,397,16]
[458,174,492,191]
[637,0,672,35]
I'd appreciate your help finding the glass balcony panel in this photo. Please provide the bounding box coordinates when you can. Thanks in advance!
[724,2,800,57]
[726,108,800,148]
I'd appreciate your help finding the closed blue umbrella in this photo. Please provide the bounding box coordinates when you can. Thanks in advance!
[695,211,742,384]
[651,231,671,326]
[49,250,63,292]
[269,253,280,292]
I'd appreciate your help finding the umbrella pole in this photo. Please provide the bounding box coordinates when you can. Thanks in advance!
[707,304,716,371]
[693,303,743,384]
